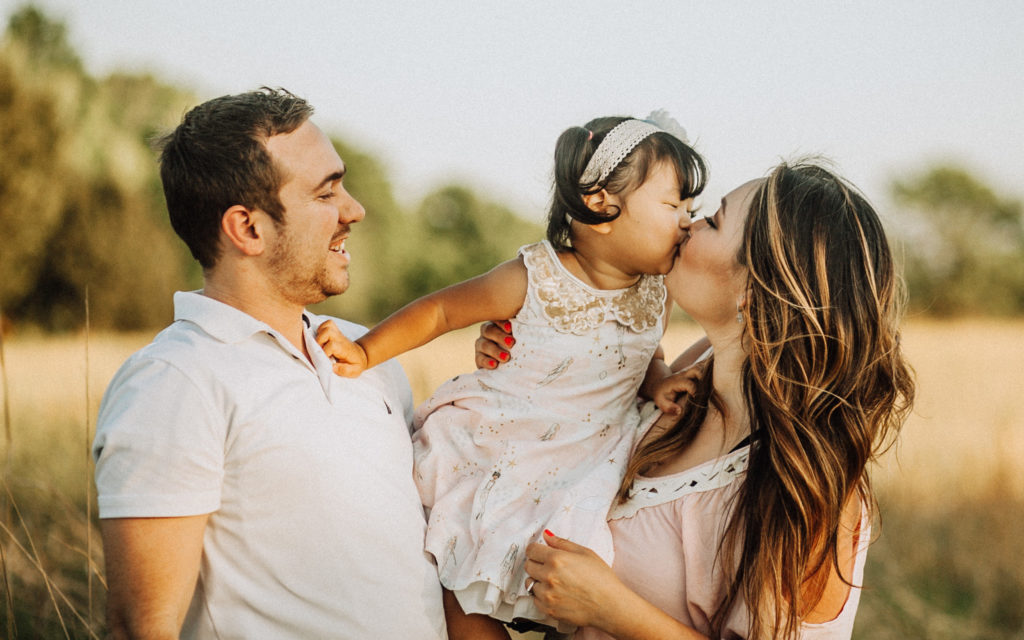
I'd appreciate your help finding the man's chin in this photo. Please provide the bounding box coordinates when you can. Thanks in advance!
[320,278,350,299]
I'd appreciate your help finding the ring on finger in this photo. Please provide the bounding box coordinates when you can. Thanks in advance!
[525,578,536,595]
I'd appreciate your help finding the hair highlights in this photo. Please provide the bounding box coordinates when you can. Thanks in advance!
[621,161,915,639]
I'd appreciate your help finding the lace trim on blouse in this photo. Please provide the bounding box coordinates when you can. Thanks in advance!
[609,445,750,520]
[520,241,667,335]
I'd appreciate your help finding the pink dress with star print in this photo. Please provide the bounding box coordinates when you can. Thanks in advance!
[411,240,667,630]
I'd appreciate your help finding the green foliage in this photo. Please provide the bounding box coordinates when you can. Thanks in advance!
[398,184,542,300]
[0,5,541,331]
[891,166,1024,315]
[0,5,195,330]
[4,4,81,72]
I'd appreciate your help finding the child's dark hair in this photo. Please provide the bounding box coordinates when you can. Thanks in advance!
[547,116,708,250]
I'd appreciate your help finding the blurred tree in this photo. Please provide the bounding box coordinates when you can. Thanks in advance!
[397,184,544,302]
[0,5,195,330]
[0,5,541,330]
[892,166,1024,315]
[0,56,66,314]
[4,4,81,72]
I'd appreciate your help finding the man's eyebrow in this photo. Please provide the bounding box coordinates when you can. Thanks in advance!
[313,168,346,191]
[720,196,728,216]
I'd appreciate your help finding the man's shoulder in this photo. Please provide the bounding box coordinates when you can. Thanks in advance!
[132,319,225,365]
[108,320,238,395]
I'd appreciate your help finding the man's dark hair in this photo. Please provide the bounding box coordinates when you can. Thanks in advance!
[155,87,314,269]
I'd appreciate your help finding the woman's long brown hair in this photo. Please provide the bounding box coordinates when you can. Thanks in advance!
[619,161,915,639]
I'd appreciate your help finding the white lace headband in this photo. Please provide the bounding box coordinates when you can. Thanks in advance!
[579,110,689,187]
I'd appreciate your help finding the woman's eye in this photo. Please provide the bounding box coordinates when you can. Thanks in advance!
[705,215,718,229]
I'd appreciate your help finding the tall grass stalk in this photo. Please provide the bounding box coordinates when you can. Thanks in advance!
[3,486,71,639]
[0,500,101,639]
[0,301,16,639]
[84,287,94,628]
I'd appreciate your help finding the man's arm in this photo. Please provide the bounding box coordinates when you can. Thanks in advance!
[102,514,209,640]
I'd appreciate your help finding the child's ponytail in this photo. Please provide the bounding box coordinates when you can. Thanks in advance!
[546,124,617,249]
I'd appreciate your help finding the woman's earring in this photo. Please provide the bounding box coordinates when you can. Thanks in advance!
[736,303,744,323]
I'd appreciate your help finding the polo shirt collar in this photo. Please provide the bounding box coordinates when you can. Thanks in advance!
[173,291,313,345]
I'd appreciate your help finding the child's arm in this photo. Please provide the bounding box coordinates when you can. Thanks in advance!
[639,346,703,416]
[319,258,528,377]
[639,300,710,414]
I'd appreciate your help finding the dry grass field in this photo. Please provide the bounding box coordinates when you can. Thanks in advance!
[0,318,1021,638]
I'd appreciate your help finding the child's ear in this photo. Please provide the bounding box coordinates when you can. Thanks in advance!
[581,190,616,235]
[221,205,267,256]
[582,189,609,214]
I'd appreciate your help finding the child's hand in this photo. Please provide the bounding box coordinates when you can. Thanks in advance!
[316,320,369,377]
[650,368,702,416]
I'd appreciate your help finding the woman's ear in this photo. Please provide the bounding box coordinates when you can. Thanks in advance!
[221,205,266,257]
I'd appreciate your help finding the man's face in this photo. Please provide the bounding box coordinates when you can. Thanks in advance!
[263,120,365,306]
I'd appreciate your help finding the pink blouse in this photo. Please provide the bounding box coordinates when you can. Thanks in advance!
[577,445,869,639]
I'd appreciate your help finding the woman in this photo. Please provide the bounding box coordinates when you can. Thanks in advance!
[477,161,915,639]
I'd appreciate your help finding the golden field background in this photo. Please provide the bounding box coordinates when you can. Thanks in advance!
[1,318,1022,638]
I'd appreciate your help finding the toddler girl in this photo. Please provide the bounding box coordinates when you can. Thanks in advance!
[318,113,707,635]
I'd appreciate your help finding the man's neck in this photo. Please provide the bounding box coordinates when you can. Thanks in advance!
[202,271,310,360]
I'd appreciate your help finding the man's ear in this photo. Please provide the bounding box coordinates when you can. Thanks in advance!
[220,205,267,256]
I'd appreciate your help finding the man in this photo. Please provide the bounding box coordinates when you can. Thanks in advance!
[93,88,447,639]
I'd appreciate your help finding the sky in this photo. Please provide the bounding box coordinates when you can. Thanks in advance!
[7,0,1023,221]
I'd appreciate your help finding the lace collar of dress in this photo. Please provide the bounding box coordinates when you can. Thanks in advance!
[521,241,666,335]
[608,445,750,520]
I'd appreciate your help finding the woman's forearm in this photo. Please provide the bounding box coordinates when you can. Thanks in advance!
[589,586,709,640]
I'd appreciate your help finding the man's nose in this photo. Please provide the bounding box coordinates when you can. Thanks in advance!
[339,189,366,224]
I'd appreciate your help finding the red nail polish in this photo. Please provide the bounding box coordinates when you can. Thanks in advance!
[499,353,509,361]
[488,359,497,367]
[544,529,554,537]
[503,321,512,332]
[504,337,514,346]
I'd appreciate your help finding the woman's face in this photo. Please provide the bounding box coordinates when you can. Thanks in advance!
[666,179,762,325]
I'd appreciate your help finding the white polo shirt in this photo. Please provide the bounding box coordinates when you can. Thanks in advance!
[94,291,447,639]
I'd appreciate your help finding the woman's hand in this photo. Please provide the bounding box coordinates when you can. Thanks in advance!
[524,531,627,629]
[526,532,710,640]
[474,320,515,369]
